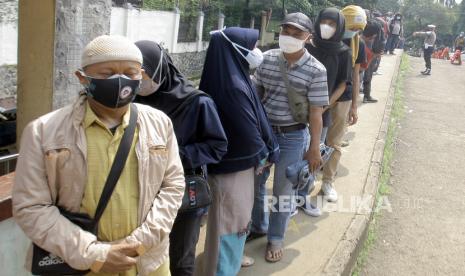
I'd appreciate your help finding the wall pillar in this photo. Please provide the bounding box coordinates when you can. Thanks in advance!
[218,12,225,30]
[17,0,112,142]
[260,11,267,47]
[17,0,55,140]
[196,11,204,52]
[171,7,181,53]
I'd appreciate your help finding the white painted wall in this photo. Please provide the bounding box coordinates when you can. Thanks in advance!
[110,7,208,54]
[0,22,18,65]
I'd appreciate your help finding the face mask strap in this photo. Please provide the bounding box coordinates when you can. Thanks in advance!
[151,47,164,83]
[114,76,122,108]
[220,31,250,60]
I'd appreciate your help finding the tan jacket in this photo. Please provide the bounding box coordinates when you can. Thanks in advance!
[12,95,185,275]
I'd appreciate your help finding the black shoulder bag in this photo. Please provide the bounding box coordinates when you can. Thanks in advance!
[169,93,213,213]
[178,167,212,213]
[31,104,138,276]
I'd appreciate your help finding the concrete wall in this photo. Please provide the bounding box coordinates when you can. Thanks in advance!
[111,8,180,52]
[0,218,32,276]
[110,7,209,54]
[53,0,112,109]
[0,65,17,100]
[0,0,18,100]
[0,0,18,63]
[110,7,209,78]
[171,50,206,79]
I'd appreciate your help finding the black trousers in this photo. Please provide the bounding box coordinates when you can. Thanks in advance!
[424,47,434,69]
[363,57,376,98]
[169,212,203,276]
[373,56,381,72]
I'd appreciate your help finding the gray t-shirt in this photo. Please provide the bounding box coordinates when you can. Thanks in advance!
[254,49,329,126]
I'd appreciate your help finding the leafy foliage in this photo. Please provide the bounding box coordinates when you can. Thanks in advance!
[402,0,459,46]
[140,0,465,46]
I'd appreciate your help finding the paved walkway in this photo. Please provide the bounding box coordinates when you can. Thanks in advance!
[195,53,403,275]
[360,57,465,275]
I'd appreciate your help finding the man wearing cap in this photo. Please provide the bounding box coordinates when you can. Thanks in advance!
[252,12,328,262]
[414,25,437,75]
[13,35,185,275]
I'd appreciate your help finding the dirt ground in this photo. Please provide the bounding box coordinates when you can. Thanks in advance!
[360,57,465,275]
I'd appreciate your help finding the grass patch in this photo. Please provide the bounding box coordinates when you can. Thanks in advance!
[351,53,410,276]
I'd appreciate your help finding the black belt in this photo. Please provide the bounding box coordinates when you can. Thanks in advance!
[272,124,307,133]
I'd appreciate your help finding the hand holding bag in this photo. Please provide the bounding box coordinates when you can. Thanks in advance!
[31,104,138,276]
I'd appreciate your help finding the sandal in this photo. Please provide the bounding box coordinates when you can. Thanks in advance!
[241,255,255,267]
[265,242,283,263]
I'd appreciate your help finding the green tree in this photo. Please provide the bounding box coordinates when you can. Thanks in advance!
[402,0,458,46]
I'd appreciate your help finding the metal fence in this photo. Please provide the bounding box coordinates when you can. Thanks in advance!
[0,153,18,176]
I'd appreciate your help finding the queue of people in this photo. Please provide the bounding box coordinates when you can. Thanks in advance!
[12,4,400,276]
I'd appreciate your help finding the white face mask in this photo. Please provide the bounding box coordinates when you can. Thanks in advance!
[279,35,307,54]
[139,80,161,96]
[220,31,264,69]
[320,24,336,40]
[138,51,164,96]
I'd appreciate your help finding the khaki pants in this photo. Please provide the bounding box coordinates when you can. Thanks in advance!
[322,101,352,184]
[202,168,254,276]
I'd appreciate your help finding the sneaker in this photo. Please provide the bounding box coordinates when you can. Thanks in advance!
[421,69,431,75]
[373,71,382,75]
[420,68,428,74]
[290,208,299,217]
[322,182,338,202]
[298,202,322,217]
[363,96,378,103]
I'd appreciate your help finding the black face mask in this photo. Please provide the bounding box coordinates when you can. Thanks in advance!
[83,74,140,108]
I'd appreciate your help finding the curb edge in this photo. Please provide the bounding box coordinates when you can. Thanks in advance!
[320,53,404,276]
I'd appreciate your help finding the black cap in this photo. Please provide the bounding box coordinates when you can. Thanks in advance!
[280,12,313,33]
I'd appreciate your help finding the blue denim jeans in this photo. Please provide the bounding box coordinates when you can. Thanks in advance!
[251,167,270,234]
[251,129,309,244]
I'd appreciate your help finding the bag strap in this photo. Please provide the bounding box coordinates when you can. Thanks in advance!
[278,54,308,99]
[93,103,138,223]
[278,54,292,91]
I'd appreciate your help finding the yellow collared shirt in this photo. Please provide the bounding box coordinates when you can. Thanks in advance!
[80,103,170,276]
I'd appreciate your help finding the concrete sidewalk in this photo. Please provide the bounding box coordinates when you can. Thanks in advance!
[194,52,403,276]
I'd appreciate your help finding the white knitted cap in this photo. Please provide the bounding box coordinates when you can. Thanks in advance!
[81,35,143,68]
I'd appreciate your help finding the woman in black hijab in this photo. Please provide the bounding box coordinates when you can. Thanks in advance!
[199,27,278,276]
[134,40,228,276]
[299,8,352,205]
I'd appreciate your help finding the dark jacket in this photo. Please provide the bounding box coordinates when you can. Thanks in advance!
[199,27,279,174]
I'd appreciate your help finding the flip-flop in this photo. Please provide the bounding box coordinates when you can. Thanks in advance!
[265,242,283,263]
[241,255,255,267]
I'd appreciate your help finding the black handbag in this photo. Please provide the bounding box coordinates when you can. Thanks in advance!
[178,168,212,213]
[31,104,138,276]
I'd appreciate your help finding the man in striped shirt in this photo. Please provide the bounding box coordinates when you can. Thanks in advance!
[250,12,329,263]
